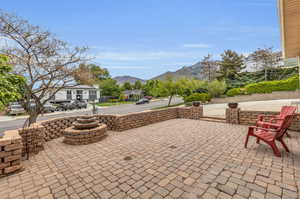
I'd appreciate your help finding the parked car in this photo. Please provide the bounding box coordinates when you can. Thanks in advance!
[43,103,56,113]
[144,96,153,100]
[72,100,87,109]
[7,104,26,115]
[56,102,76,111]
[136,98,150,105]
[26,102,56,113]
[55,103,65,111]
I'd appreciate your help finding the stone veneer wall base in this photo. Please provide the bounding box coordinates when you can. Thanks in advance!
[225,108,300,132]
[0,130,23,177]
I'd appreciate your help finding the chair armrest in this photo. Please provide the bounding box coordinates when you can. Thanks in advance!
[269,118,284,123]
[248,126,277,132]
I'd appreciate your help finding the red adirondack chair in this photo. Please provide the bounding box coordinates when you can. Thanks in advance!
[256,106,297,136]
[245,114,294,157]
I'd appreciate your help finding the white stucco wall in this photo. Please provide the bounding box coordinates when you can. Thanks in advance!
[43,86,101,102]
[55,90,67,101]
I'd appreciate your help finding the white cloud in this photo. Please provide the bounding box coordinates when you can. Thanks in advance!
[183,44,211,48]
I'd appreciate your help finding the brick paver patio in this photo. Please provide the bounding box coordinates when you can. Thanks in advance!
[0,119,299,199]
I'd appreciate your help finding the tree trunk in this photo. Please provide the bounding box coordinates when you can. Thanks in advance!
[168,95,173,107]
[28,112,38,126]
[24,101,40,127]
[264,68,268,81]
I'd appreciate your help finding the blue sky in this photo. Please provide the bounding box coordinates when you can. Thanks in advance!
[1,0,280,79]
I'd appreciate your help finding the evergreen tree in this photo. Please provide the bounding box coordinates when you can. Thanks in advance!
[99,79,121,98]
[134,80,142,89]
[218,50,245,80]
[122,82,132,90]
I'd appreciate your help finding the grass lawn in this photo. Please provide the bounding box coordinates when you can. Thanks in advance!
[151,103,185,110]
[96,101,135,107]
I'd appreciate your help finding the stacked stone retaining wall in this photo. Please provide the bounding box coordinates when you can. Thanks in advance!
[239,110,300,131]
[18,124,45,155]
[226,108,300,131]
[1,106,203,176]
[115,108,179,131]
[0,130,23,176]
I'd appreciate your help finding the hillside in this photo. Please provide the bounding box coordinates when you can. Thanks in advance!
[113,76,146,85]
[152,61,204,80]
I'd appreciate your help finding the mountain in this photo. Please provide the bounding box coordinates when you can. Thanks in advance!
[113,76,146,85]
[152,61,204,80]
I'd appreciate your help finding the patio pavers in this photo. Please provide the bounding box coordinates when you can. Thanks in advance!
[0,119,299,199]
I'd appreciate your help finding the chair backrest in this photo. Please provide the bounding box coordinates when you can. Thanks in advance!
[275,114,295,139]
[279,106,297,119]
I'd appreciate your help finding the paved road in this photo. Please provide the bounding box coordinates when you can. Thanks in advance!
[0,97,183,133]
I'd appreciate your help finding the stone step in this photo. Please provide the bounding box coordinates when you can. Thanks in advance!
[200,117,227,123]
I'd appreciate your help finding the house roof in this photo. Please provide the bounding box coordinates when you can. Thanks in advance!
[123,89,142,95]
[278,0,300,58]
[65,85,98,89]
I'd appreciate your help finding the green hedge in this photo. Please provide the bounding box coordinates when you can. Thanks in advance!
[226,88,244,97]
[244,75,299,94]
[184,93,212,103]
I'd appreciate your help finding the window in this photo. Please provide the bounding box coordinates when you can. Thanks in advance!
[76,90,83,100]
[89,90,97,101]
[66,90,72,100]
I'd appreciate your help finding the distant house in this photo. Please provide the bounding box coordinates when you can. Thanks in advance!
[123,89,143,100]
[47,85,101,103]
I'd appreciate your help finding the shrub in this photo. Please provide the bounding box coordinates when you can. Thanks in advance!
[118,93,125,102]
[207,80,227,97]
[184,93,212,103]
[109,99,119,103]
[226,88,244,97]
[194,88,208,94]
[245,75,299,94]
[185,102,193,107]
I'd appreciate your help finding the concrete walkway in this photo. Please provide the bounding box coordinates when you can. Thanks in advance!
[203,99,300,118]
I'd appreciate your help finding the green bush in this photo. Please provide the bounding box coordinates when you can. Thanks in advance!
[207,80,227,97]
[245,75,299,94]
[185,102,193,107]
[118,93,125,102]
[109,99,119,103]
[226,88,244,97]
[184,93,212,103]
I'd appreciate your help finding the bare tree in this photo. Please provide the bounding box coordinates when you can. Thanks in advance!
[200,54,218,81]
[0,10,88,126]
[247,47,282,81]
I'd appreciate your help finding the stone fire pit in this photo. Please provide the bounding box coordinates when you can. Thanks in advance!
[63,115,107,145]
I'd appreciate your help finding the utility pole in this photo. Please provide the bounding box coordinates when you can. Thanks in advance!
[92,100,96,115]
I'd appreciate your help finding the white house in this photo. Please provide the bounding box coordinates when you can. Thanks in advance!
[48,85,101,103]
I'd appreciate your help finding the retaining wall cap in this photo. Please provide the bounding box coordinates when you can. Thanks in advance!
[1,130,22,141]
[240,110,281,114]
[2,106,199,140]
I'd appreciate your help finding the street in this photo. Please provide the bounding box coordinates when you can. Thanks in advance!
[0,97,183,133]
